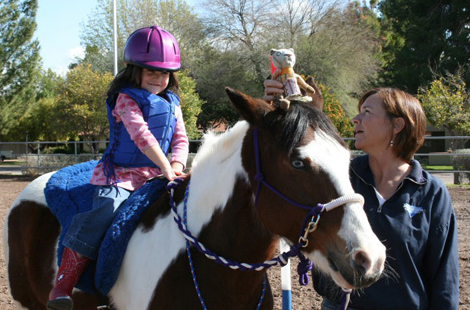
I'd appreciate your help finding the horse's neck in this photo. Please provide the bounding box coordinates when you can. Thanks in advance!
[200,178,277,259]
[186,178,276,308]
[185,120,277,262]
[184,121,250,235]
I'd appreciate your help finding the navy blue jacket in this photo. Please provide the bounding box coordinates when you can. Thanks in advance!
[313,155,459,310]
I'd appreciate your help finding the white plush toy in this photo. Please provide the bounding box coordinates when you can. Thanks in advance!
[270,48,315,110]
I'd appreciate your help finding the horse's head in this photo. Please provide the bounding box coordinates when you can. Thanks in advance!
[225,87,386,290]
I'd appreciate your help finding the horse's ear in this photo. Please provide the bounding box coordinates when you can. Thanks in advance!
[225,87,274,126]
[304,77,324,111]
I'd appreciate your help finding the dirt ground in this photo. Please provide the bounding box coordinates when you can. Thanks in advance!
[0,174,468,310]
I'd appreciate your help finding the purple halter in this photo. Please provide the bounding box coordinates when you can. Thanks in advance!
[252,127,364,310]
[252,128,364,245]
[166,126,365,310]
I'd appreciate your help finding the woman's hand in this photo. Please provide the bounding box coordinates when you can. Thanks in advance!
[263,69,284,102]
[263,69,324,111]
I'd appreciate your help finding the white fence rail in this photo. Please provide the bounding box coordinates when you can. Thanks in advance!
[1,137,469,183]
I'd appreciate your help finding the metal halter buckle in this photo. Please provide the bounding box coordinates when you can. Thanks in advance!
[298,214,321,247]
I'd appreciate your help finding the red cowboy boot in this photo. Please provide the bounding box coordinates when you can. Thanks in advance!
[47,247,91,310]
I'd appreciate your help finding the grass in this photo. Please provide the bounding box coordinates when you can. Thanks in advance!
[0,160,23,166]
[423,165,453,171]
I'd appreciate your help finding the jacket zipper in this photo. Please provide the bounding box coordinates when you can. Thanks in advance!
[377,182,404,213]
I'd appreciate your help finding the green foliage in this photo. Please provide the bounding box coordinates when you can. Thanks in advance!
[0,0,41,141]
[418,71,470,149]
[177,70,205,139]
[36,69,63,99]
[54,64,114,150]
[78,0,204,73]
[319,84,354,138]
[418,72,470,134]
[14,70,65,142]
[0,0,40,101]
[24,96,61,141]
[451,149,470,184]
[378,0,470,93]
[193,46,262,130]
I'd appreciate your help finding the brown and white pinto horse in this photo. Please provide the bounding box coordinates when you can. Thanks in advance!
[3,88,385,310]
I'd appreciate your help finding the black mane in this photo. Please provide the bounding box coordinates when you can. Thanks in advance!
[264,102,345,154]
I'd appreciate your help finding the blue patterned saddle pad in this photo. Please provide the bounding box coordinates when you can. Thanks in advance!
[45,160,167,295]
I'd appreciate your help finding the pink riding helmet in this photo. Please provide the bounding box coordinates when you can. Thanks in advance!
[124,25,181,71]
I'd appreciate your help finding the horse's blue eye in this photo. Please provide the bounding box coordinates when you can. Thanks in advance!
[291,159,305,169]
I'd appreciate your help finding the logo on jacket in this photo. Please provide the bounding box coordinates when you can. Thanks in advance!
[403,203,423,218]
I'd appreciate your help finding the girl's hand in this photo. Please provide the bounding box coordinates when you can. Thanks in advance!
[160,166,178,181]
[144,144,179,181]
[171,161,187,178]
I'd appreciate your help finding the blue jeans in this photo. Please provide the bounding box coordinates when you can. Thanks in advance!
[63,186,132,260]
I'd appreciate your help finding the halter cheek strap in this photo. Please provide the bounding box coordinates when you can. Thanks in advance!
[253,127,315,210]
[167,128,364,310]
[252,127,362,310]
[253,127,364,214]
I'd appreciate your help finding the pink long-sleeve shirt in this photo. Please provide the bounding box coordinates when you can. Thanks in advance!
[90,93,189,191]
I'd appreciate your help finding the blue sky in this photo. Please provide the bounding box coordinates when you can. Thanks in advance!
[36,0,97,75]
[35,0,197,75]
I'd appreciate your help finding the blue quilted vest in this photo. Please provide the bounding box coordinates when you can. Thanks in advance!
[100,87,179,183]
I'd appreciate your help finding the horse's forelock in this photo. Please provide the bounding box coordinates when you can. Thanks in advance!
[265,103,342,154]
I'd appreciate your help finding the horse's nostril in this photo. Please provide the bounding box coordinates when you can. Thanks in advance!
[352,249,372,274]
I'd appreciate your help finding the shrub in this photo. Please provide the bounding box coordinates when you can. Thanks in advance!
[21,154,101,176]
[452,149,470,184]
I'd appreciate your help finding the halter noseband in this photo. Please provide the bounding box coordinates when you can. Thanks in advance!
[252,127,363,310]
[166,127,365,310]
[252,127,364,246]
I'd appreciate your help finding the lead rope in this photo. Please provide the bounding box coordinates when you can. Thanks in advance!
[181,180,267,310]
[167,178,359,310]
[252,128,357,310]
[340,288,352,310]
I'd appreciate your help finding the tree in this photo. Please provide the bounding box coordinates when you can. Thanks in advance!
[19,70,65,142]
[0,0,41,141]
[192,46,261,130]
[78,0,205,73]
[196,0,382,126]
[203,0,274,88]
[378,0,470,93]
[293,2,382,114]
[320,83,354,138]
[417,70,470,149]
[177,70,205,139]
[77,0,207,138]
[54,64,114,152]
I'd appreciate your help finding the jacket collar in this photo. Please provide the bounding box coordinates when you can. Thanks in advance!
[351,155,427,186]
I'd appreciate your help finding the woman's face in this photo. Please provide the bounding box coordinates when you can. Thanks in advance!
[141,68,170,94]
[352,94,393,153]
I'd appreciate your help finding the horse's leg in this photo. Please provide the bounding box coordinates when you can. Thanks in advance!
[5,201,60,309]
[5,201,97,310]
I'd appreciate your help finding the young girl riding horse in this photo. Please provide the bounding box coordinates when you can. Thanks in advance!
[47,25,189,310]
